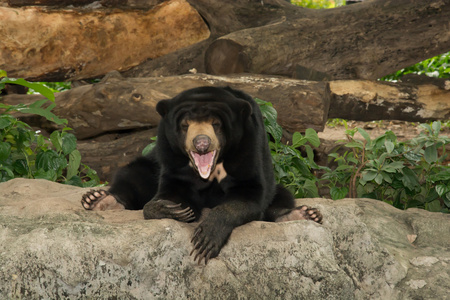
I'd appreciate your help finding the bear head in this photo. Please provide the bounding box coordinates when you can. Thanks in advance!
[156,87,252,180]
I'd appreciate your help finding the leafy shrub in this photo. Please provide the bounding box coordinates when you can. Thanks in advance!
[257,98,449,213]
[321,122,450,212]
[256,99,321,198]
[291,0,345,9]
[0,71,101,187]
[381,51,450,81]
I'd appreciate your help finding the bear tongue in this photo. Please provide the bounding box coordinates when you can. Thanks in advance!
[191,150,216,179]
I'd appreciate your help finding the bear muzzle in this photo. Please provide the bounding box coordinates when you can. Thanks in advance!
[193,134,211,154]
[189,134,219,180]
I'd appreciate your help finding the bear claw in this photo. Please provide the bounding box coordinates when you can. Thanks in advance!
[143,200,196,222]
[81,189,109,210]
[81,189,124,211]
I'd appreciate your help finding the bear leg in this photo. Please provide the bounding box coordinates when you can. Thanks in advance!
[81,189,125,211]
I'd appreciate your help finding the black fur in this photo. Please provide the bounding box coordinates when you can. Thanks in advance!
[107,86,297,263]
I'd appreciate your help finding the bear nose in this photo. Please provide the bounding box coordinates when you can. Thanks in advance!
[193,135,211,154]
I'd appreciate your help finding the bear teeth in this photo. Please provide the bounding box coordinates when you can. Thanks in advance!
[190,150,216,179]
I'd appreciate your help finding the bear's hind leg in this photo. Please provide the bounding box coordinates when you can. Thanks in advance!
[265,184,323,224]
[81,189,125,211]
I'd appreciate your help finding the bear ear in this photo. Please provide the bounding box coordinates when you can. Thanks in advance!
[156,99,171,117]
[238,100,252,119]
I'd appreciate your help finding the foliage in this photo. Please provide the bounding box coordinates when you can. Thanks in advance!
[27,81,72,94]
[0,71,101,187]
[256,98,321,198]
[291,0,345,9]
[381,51,450,81]
[142,136,157,156]
[321,120,450,213]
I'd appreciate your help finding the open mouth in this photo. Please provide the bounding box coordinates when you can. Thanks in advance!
[189,150,217,179]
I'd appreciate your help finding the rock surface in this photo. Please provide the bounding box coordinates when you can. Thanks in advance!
[0,178,449,299]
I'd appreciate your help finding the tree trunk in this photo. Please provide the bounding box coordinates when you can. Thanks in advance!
[77,129,157,182]
[1,73,331,138]
[3,73,449,140]
[0,0,210,80]
[1,0,449,81]
[204,0,450,80]
[329,78,450,121]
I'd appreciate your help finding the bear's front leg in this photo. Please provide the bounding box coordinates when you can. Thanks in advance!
[190,198,262,264]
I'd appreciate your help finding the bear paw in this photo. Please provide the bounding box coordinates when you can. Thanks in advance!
[143,200,196,222]
[81,189,124,211]
[275,205,323,224]
[190,221,231,265]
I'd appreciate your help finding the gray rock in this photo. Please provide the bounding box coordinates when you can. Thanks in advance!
[0,178,449,299]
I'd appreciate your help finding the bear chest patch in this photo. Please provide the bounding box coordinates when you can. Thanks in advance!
[208,162,227,183]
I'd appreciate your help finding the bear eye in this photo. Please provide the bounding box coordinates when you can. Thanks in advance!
[180,120,189,132]
[212,120,221,129]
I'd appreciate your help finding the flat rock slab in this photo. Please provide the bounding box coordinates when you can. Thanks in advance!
[0,178,449,299]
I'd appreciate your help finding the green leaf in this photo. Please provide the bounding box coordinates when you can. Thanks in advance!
[401,167,420,191]
[304,145,317,167]
[302,179,319,197]
[0,142,12,161]
[381,172,392,183]
[419,123,432,133]
[34,169,57,181]
[67,150,81,180]
[0,70,7,77]
[357,128,371,143]
[362,170,378,182]
[428,171,450,182]
[444,193,450,208]
[385,140,394,154]
[330,186,348,200]
[36,150,65,172]
[61,133,77,155]
[436,184,450,197]
[13,159,29,176]
[0,117,12,129]
[50,131,63,152]
[0,165,15,181]
[2,78,55,101]
[431,121,441,136]
[305,128,320,147]
[142,142,157,156]
[424,144,437,164]
[292,132,307,148]
[345,141,364,149]
[335,165,354,171]
[426,199,441,212]
[65,175,84,187]
[17,99,67,125]
[374,173,383,185]
[388,161,405,170]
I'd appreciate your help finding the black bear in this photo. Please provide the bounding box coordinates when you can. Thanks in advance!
[81,86,322,264]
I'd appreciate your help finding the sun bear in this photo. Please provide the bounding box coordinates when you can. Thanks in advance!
[81,86,322,264]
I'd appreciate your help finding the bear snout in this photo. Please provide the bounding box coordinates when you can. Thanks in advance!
[193,135,211,154]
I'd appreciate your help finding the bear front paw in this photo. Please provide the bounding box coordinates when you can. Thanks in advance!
[190,222,231,265]
[143,200,196,222]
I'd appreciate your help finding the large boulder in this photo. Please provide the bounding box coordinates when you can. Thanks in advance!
[0,178,449,299]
